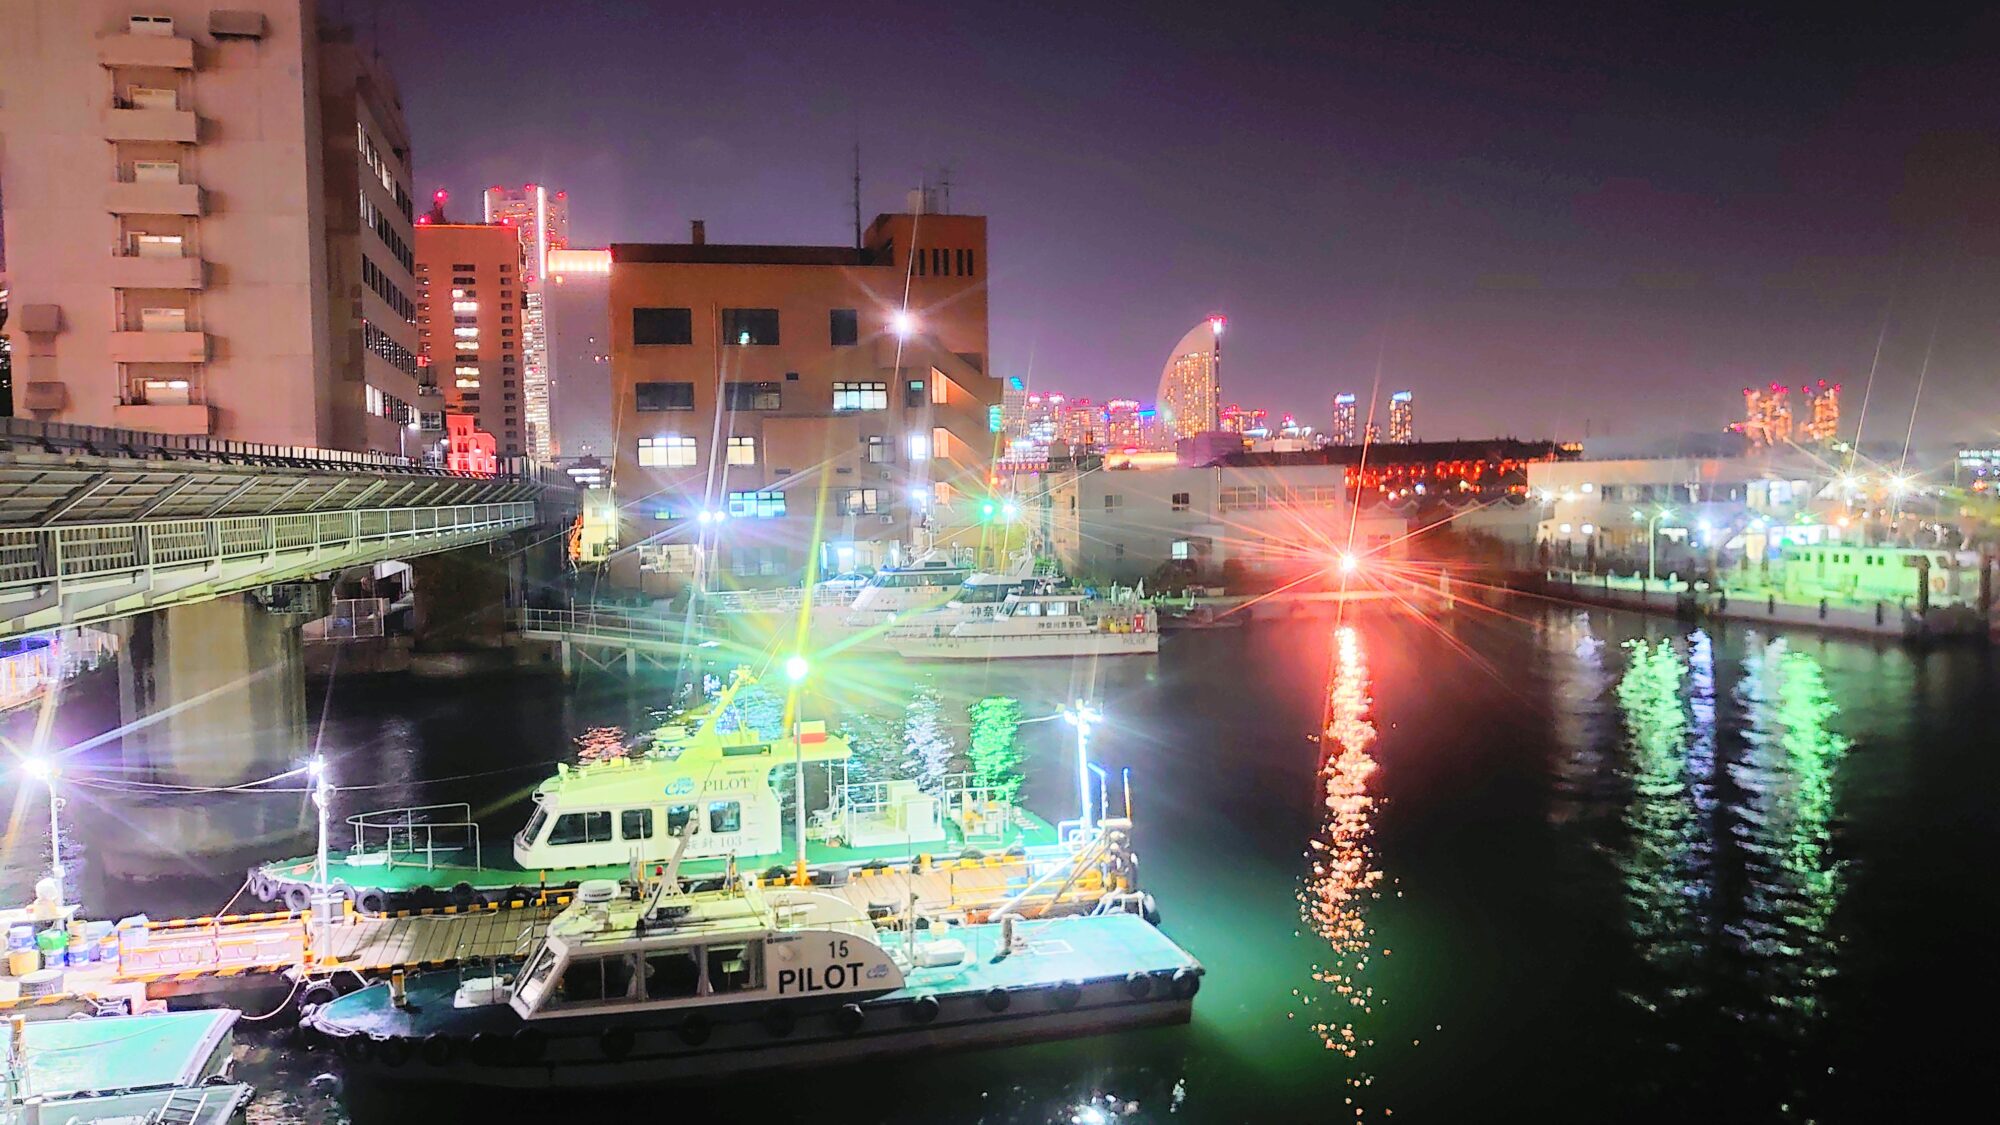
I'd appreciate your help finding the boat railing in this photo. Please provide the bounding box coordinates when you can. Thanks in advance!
[348,803,481,870]
[827,774,1017,846]
[700,585,851,614]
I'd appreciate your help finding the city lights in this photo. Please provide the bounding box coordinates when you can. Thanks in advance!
[891,309,919,338]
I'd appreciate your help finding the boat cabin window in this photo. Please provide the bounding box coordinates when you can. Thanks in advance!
[706,943,763,993]
[1014,601,1042,617]
[549,810,613,845]
[667,804,695,835]
[516,948,559,1004]
[621,809,653,841]
[708,800,742,834]
[520,806,548,844]
[645,950,702,999]
[555,953,639,1005]
[1046,600,1069,616]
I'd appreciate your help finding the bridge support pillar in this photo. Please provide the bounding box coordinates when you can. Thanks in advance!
[98,594,314,876]
[410,543,514,650]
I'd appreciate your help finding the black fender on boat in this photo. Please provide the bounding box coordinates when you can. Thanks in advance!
[510,1027,546,1064]
[1053,981,1083,1010]
[677,1015,712,1047]
[299,980,339,1011]
[336,1033,371,1062]
[247,867,275,902]
[1171,967,1201,999]
[983,986,1010,1013]
[281,882,311,913]
[1125,971,1153,1000]
[420,1033,456,1066]
[374,1036,413,1068]
[908,994,941,1024]
[762,1008,797,1038]
[352,887,390,918]
[833,1003,864,1034]
[450,882,478,908]
[599,1026,635,1060]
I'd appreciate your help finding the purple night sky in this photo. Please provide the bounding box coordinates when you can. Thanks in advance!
[363,0,2000,447]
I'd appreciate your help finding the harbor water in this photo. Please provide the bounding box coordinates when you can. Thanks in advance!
[3,605,1991,1122]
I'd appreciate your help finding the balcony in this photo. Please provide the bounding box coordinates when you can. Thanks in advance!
[97,33,195,69]
[108,331,208,363]
[112,404,216,436]
[106,181,202,216]
[108,254,205,290]
[102,106,198,143]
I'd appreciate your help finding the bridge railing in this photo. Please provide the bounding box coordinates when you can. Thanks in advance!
[0,502,536,591]
[519,607,695,648]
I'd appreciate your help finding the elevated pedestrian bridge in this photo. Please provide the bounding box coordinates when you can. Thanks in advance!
[1,419,571,640]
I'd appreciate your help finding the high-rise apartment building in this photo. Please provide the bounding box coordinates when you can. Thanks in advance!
[1104,399,1143,451]
[482,185,568,461]
[545,248,614,463]
[1156,316,1224,441]
[415,222,525,456]
[607,212,999,591]
[0,1,424,453]
[1387,390,1414,443]
[1056,397,1100,451]
[1801,380,1841,444]
[1739,384,1794,447]
[1332,393,1358,445]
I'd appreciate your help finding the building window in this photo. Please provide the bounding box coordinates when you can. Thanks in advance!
[905,379,927,409]
[1172,540,1191,561]
[1171,492,1190,511]
[632,307,693,346]
[965,249,976,275]
[930,369,949,405]
[864,435,893,464]
[721,308,780,346]
[832,382,888,411]
[1104,494,1123,510]
[638,435,697,468]
[954,249,966,275]
[829,308,859,346]
[906,432,930,462]
[842,488,881,515]
[727,490,786,519]
[726,436,756,465]
[723,382,781,411]
[635,382,695,411]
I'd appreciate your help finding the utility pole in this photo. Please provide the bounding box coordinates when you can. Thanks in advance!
[851,140,862,250]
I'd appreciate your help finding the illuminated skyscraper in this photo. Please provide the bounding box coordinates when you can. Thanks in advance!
[1802,381,1841,443]
[1332,393,1358,445]
[1104,398,1142,451]
[482,184,569,460]
[1740,384,1794,446]
[1156,316,1225,440]
[1387,390,1414,443]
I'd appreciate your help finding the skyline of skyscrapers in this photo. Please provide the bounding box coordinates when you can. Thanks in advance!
[1388,390,1414,443]
[1332,393,1358,445]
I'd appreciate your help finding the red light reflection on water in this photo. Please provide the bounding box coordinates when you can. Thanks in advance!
[1299,624,1383,1058]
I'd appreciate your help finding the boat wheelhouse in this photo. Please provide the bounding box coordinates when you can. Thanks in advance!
[891,592,1160,660]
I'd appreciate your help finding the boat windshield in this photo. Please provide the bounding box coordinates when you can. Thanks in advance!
[870,570,968,589]
[514,947,559,1007]
[956,580,1020,604]
[518,804,548,847]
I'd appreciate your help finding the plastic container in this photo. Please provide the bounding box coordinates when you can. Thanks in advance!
[34,928,67,955]
[7,924,34,951]
[6,949,39,976]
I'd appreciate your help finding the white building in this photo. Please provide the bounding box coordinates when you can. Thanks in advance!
[1527,455,1829,566]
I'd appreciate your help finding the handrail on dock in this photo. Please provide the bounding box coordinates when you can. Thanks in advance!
[347,803,481,870]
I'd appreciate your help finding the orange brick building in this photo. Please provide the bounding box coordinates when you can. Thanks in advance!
[414,221,523,456]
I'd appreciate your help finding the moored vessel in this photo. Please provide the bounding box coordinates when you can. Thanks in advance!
[892,592,1159,661]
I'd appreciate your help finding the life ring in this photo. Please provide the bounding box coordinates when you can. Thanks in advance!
[1052,981,1083,1010]
[281,883,312,913]
[374,1036,413,1068]
[763,1009,797,1038]
[599,1026,636,1060]
[353,887,390,918]
[510,1027,547,1064]
[420,1033,455,1066]
[908,994,941,1024]
[1125,972,1153,1000]
[1171,967,1201,999]
[678,1015,712,1046]
[983,987,1010,1013]
[834,1003,865,1034]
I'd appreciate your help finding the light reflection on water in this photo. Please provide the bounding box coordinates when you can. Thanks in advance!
[1298,624,1383,1066]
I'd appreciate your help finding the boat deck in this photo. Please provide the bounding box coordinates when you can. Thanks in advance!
[886,912,1198,996]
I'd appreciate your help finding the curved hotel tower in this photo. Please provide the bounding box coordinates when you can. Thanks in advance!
[1156,316,1225,441]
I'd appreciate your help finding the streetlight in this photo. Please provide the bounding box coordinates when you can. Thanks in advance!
[23,756,64,895]
[1060,702,1102,839]
[1632,507,1675,581]
[1336,552,1358,576]
[784,655,811,884]
[891,309,918,338]
[308,755,333,968]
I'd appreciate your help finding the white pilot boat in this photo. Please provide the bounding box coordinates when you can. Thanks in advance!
[302,837,1204,1087]
[891,591,1159,661]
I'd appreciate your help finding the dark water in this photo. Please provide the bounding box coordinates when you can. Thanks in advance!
[4,604,1994,1123]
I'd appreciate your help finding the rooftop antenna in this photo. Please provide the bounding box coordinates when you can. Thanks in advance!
[851,138,862,250]
[939,163,954,215]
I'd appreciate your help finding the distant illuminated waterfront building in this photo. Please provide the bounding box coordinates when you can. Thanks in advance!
[483,185,569,460]
[1387,390,1414,443]
[1156,316,1225,440]
[1057,396,1101,451]
[1739,383,1794,446]
[1801,381,1841,444]
[1105,398,1143,451]
[1332,393,1358,445]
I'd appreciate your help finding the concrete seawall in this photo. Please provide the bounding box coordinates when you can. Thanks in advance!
[1523,571,1990,642]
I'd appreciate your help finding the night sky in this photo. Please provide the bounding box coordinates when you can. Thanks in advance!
[363,1,2000,447]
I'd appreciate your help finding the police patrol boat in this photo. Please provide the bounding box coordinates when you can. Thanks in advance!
[302,835,1204,1087]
